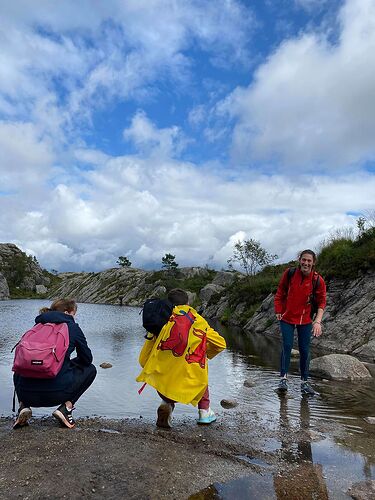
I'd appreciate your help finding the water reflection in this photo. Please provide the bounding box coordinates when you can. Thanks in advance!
[274,395,329,499]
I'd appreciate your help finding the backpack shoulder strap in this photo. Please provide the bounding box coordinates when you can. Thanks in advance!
[312,272,320,294]
[287,267,296,283]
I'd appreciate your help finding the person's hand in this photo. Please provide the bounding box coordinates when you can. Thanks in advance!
[312,321,322,337]
[276,313,282,321]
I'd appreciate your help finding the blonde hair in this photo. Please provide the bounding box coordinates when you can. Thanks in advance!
[39,298,77,315]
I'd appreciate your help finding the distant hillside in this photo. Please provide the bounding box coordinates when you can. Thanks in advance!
[0,243,54,299]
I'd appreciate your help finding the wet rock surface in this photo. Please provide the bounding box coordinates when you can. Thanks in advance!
[309,354,372,380]
[220,399,238,409]
[348,480,375,500]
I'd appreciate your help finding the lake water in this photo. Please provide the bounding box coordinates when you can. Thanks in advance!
[1,300,375,496]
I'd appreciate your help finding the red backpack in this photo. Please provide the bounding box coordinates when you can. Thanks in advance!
[12,322,69,378]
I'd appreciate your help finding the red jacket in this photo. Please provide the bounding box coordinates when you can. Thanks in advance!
[274,267,326,325]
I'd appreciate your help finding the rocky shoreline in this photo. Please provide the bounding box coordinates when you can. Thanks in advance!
[1,399,374,499]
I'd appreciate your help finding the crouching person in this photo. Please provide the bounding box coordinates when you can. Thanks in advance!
[136,288,226,428]
[13,298,96,429]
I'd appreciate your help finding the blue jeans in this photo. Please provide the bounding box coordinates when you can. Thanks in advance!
[279,321,312,381]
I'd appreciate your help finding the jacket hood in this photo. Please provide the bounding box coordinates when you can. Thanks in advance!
[35,311,76,325]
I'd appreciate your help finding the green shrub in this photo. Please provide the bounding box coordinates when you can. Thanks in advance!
[317,226,375,279]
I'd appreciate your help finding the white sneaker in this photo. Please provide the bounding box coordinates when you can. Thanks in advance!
[156,403,173,428]
[197,407,217,425]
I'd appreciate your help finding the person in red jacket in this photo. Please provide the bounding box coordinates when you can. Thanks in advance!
[274,250,326,395]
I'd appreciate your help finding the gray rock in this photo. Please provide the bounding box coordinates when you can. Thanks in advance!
[353,340,375,363]
[0,272,10,300]
[362,362,375,377]
[199,284,224,304]
[347,480,375,500]
[212,271,237,287]
[0,243,49,292]
[243,378,256,388]
[35,284,48,294]
[363,417,375,424]
[309,354,371,381]
[291,349,299,358]
[220,399,238,409]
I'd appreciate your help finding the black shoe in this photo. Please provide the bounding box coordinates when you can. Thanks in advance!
[13,407,32,429]
[301,382,315,396]
[156,403,173,429]
[277,378,288,392]
[53,404,76,428]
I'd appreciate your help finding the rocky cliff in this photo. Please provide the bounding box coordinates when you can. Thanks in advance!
[47,266,226,307]
[0,272,10,300]
[244,270,375,362]
[0,243,50,297]
[49,267,156,306]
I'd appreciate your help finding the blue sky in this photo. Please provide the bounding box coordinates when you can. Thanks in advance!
[0,0,374,272]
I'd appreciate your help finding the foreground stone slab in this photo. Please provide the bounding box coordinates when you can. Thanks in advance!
[310,354,371,381]
[348,480,375,500]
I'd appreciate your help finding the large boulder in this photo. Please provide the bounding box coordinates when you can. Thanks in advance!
[199,283,224,304]
[310,354,371,381]
[0,272,10,300]
[212,271,237,287]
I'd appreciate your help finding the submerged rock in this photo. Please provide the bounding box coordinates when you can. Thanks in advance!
[243,378,256,388]
[220,399,238,409]
[100,362,113,369]
[309,354,371,381]
[291,349,299,358]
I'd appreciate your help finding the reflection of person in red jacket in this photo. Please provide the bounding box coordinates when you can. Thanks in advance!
[274,249,326,395]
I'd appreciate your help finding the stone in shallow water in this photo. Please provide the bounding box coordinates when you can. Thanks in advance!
[291,349,299,358]
[363,416,375,424]
[309,354,371,381]
[243,378,256,387]
[220,399,238,409]
[100,362,113,369]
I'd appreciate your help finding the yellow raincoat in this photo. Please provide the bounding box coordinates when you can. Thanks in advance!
[136,305,226,406]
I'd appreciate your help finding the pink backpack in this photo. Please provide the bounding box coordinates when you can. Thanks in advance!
[12,322,69,378]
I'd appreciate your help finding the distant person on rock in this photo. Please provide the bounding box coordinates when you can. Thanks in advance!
[274,250,326,395]
[136,288,226,428]
[13,298,97,429]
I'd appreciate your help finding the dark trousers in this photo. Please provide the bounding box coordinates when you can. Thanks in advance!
[279,320,312,381]
[14,362,97,408]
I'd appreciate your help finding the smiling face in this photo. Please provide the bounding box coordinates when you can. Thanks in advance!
[299,252,315,275]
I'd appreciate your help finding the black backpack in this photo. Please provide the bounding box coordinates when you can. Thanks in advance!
[141,298,173,336]
[287,268,321,320]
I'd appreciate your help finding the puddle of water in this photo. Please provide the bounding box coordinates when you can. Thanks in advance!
[189,473,276,500]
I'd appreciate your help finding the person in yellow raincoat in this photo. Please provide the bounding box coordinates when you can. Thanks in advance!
[136,288,226,428]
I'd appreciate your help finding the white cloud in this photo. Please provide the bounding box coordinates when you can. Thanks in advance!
[0,121,54,191]
[222,0,375,169]
[2,140,373,272]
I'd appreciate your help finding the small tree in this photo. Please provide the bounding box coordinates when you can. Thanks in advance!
[161,253,179,272]
[227,239,277,277]
[117,256,132,268]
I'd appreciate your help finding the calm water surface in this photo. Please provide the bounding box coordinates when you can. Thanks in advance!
[1,300,375,497]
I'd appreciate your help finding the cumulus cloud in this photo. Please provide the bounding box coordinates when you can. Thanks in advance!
[0,0,374,274]
[3,134,374,272]
[221,0,375,169]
